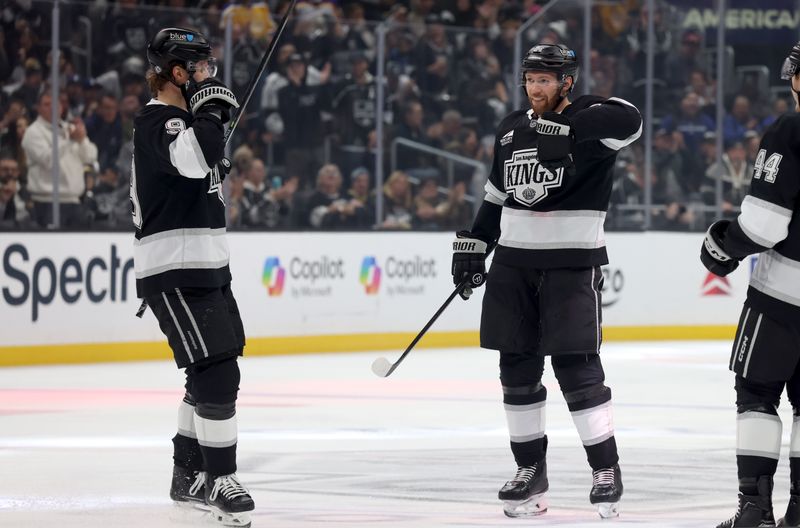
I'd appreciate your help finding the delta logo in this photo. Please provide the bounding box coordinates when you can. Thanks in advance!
[262,257,286,296]
[359,256,381,294]
[701,272,732,296]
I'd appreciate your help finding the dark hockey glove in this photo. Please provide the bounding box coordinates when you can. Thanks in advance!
[452,230,488,300]
[186,78,240,124]
[700,219,740,277]
[211,157,232,183]
[536,111,576,177]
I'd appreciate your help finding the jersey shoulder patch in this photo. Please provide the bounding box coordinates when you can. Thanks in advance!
[165,118,187,135]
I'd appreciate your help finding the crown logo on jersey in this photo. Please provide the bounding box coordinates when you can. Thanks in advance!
[503,148,563,206]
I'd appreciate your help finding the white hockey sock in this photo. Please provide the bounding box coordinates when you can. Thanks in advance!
[790,415,800,460]
[505,401,546,444]
[737,410,781,460]
[194,412,238,450]
[177,398,197,439]
[570,400,614,447]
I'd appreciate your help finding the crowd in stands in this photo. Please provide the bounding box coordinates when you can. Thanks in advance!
[0,0,794,232]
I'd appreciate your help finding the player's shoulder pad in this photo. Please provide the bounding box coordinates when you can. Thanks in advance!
[770,113,800,136]
[496,109,529,136]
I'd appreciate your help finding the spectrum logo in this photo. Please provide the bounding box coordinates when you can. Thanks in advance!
[359,256,381,294]
[262,257,286,296]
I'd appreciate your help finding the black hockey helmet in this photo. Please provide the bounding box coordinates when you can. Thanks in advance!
[780,40,800,80]
[147,27,215,78]
[521,43,579,90]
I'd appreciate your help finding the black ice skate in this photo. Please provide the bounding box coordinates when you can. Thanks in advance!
[777,481,800,527]
[716,476,776,528]
[590,463,623,518]
[498,459,548,518]
[205,473,255,527]
[169,465,208,510]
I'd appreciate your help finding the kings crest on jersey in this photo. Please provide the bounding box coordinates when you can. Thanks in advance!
[131,99,231,298]
[481,95,642,269]
[504,148,564,206]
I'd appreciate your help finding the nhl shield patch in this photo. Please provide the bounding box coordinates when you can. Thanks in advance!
[503,148,563,206]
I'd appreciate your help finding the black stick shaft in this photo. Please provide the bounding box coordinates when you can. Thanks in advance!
[383,281,468,377]
[224,0,298,147]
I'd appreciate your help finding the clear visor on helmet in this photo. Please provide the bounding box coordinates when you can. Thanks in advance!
[781,57,798,80]
[187,58,218,78]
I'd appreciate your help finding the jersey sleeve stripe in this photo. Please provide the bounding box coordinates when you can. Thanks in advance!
[499,208,606,250]
[750,250,800,308]
[600,121,642,151]
[484,180,506,205]
[737,195,792,248]
[134,227,229,279]
[168,128,212,179]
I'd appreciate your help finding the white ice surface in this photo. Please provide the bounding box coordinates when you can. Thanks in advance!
[0,341,791,527]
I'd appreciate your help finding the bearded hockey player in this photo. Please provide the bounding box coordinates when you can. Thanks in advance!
[131,27,254,527]
[451,43,642,518]
[702,41,800,528]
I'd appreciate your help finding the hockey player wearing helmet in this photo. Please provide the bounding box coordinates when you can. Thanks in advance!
[451,43,642,519]
[703,41,800,528]
[131,27,254,527]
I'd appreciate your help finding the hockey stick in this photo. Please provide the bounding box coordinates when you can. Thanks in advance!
[223,0,298,147]
[371,280,471,378]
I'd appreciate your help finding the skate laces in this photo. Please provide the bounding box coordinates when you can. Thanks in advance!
[208,474,250,502]
[592,467,615,487]
[511,465,537,484]
[189,471,206,497]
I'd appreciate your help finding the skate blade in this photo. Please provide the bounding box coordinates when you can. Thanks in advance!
[173,499,211,512]
[596,501,620,519]
[502,493,548,518]
[209,505,252,527]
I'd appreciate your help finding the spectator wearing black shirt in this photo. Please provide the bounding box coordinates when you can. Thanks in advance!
[277,53,331,188]
[86,93,123,174]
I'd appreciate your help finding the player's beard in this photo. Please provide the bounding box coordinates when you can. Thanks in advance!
[528,87,565,118]
[793,88,800,113]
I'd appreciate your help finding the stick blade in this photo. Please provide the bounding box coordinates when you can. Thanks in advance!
[371,357,393,378]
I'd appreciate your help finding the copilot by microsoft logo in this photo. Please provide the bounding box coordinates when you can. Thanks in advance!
[359,256,381,294]
[262,257,285,296]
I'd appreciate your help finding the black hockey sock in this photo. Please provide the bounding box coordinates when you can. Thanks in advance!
[173,433,203,471]
[738,455,778,491]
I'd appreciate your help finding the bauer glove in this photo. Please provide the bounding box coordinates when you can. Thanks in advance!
[536,111,576,177]
[186,78,239,124]
[452,230,488,300]
[700,219,740,277]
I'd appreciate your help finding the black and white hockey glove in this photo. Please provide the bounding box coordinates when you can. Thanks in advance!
[186,78,240,124]
[212,156,231,182]
[700,220,740,277]
[452,230,488,300]
[536,111,576,176]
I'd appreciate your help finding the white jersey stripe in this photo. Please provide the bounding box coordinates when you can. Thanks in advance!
[499,208,606,250]
[169,127,212,179]
[484,180,507,205]
[737,195,792,248]
[135,228,230,279]
[750,250,800,307]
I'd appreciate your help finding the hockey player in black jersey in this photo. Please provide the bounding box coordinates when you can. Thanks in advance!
[703,41,800,528]
[131,28,254,527]
[451,44,642,519]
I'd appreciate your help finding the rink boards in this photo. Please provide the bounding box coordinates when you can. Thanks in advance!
[0,232,751,365]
